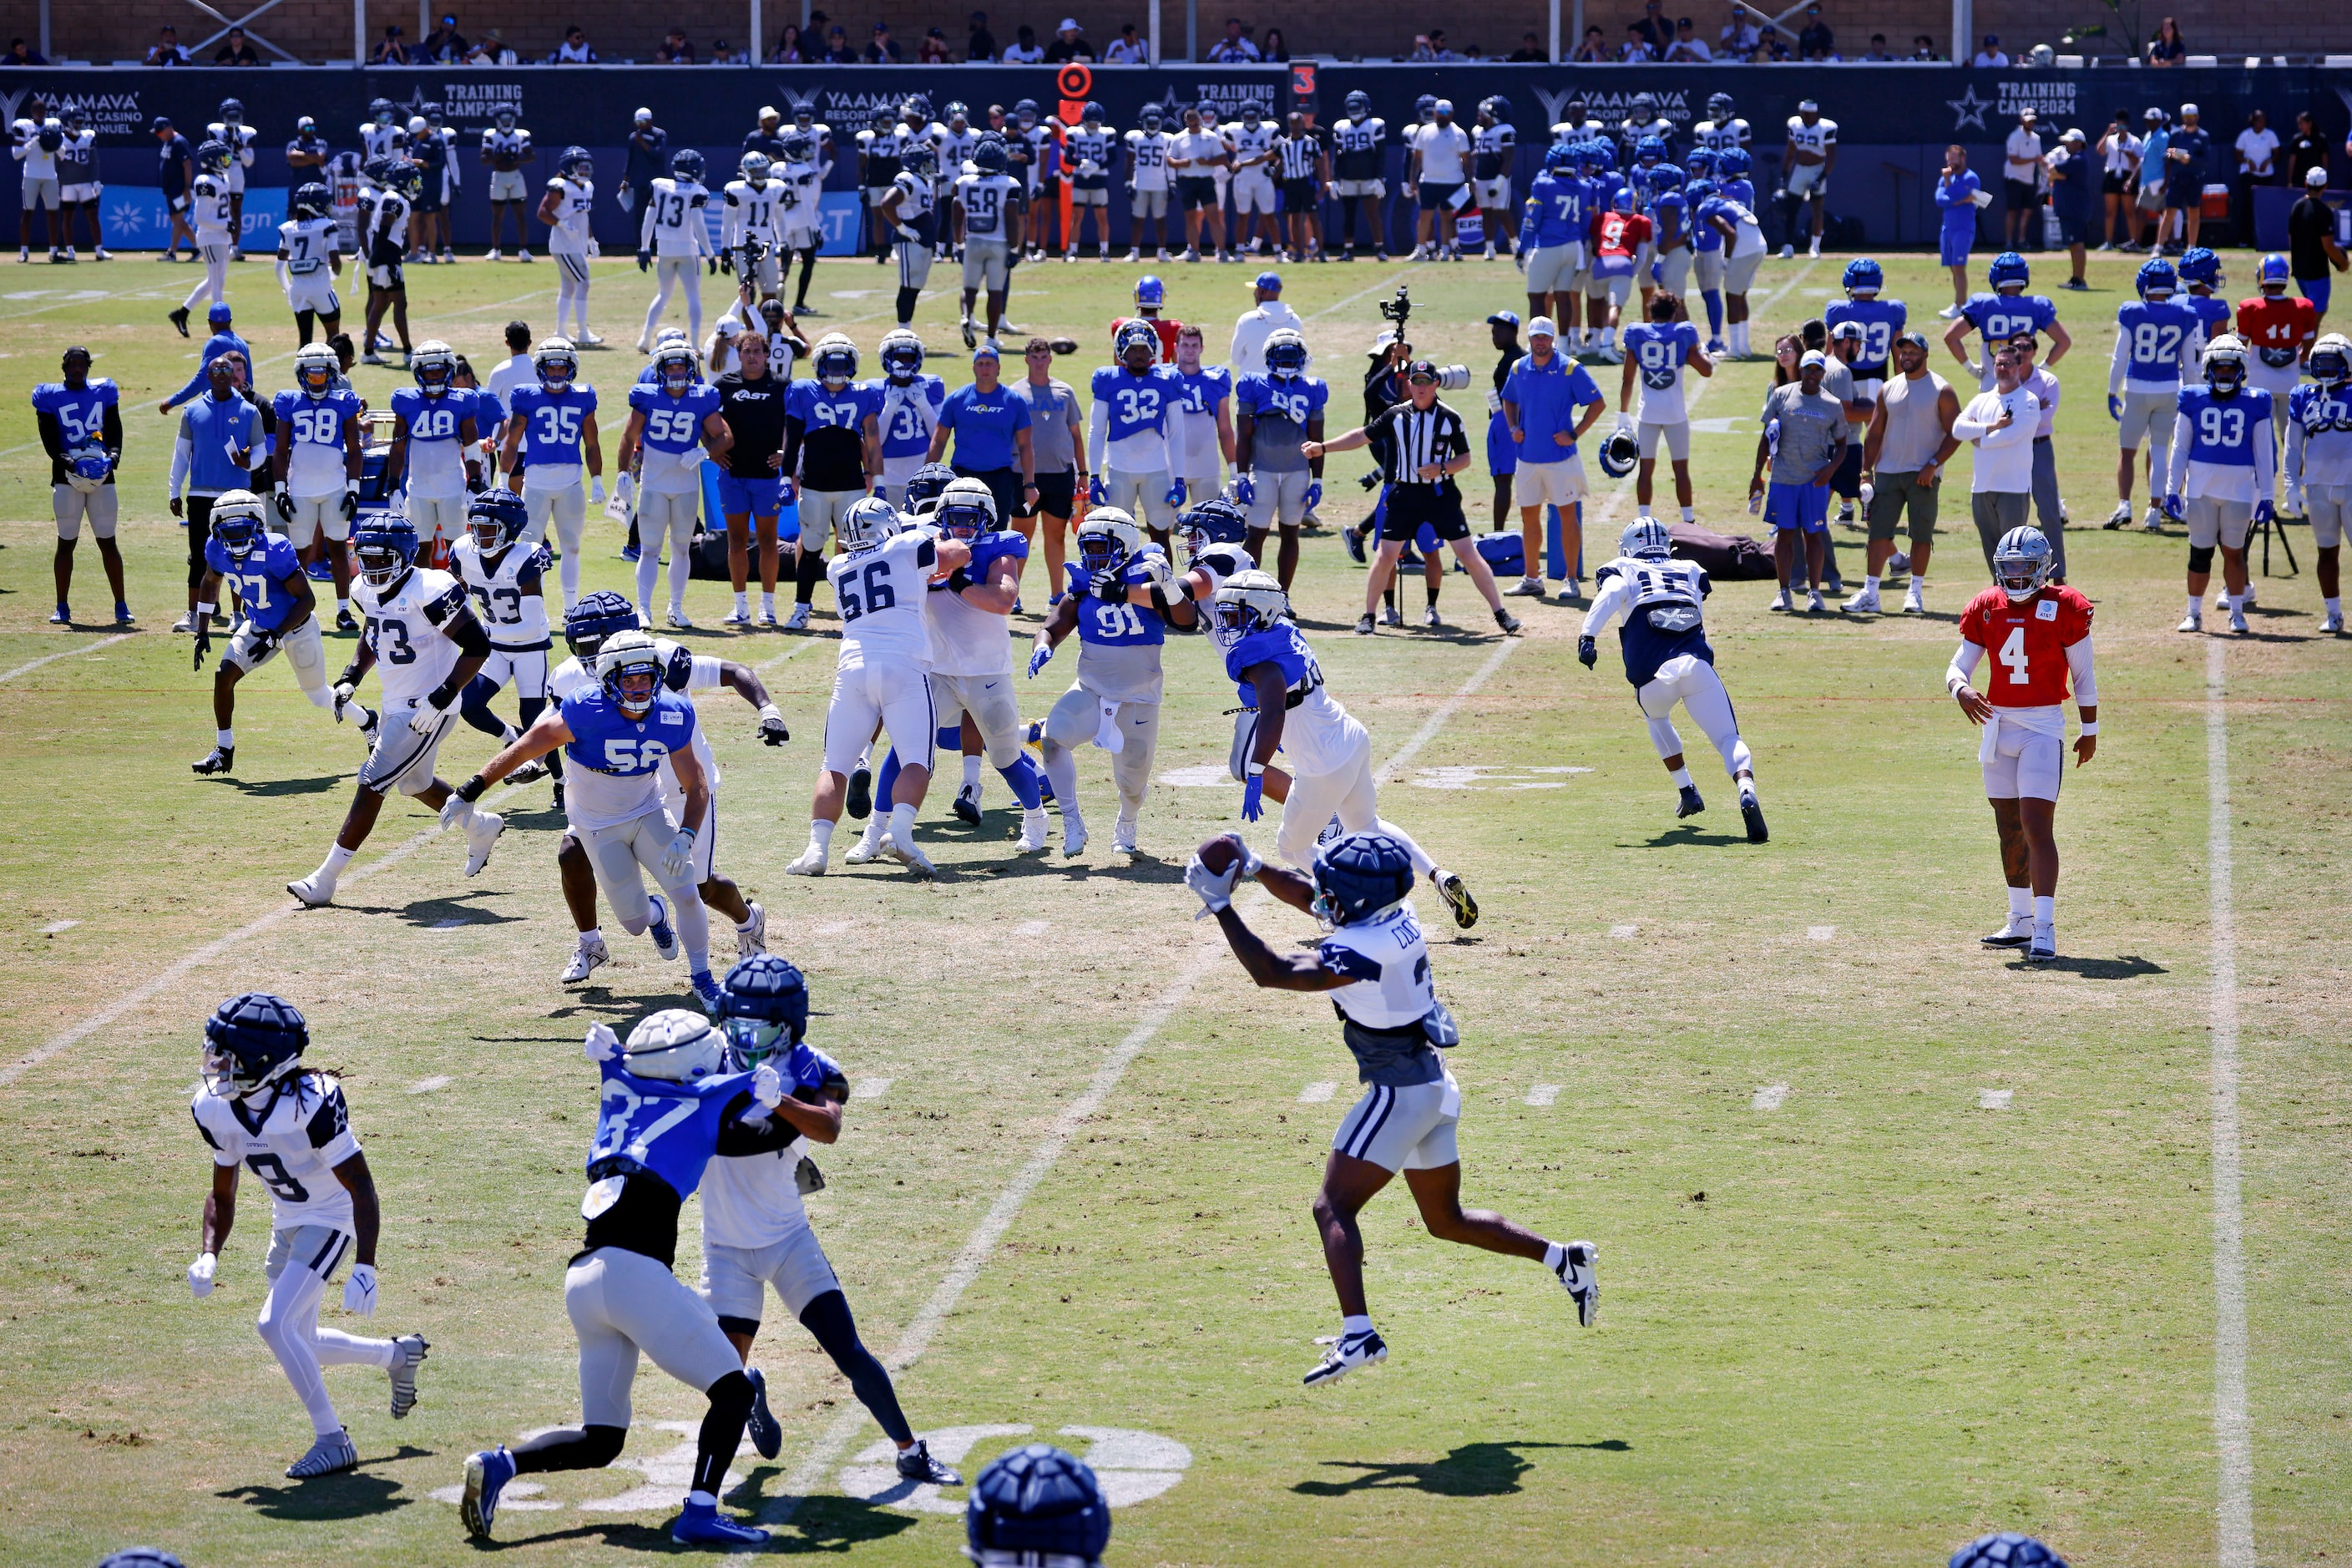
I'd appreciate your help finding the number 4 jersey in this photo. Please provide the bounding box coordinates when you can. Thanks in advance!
[191,1072,362,1232]
[1959,584,2094,716]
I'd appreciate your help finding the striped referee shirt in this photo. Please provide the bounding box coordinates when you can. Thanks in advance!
[1274,132,1323,182]
[1368,398,1469,486]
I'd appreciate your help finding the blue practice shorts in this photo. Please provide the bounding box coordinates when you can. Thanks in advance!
[1764,479,1831,534]
[1940,220,1975,269]
[715,471,781,521]
[1486,408,1517,476]
[2300,275,2333,317]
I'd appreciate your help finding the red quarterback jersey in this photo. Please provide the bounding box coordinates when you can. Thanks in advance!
[1110,315,1181,363]
[1591,210,1654,260]
[2236,294,2318,370]
[1960,584,2095,708]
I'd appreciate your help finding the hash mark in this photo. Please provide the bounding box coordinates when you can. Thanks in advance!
[1525,1084,1561,1107]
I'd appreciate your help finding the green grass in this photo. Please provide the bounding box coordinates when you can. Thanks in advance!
[0,248,2344,1565]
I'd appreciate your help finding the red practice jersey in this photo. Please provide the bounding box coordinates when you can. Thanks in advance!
[1960,584,2095,708]
[1591,210,1653,261]
[1110,315,1182,363]
[2235,294,2318,370]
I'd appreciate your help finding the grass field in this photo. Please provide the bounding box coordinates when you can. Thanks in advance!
[0,245,2344,1567]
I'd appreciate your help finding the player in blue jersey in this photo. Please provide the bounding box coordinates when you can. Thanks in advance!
[1088,319,1183,546]
[2285,333,2352,633]
[1616,296,1712,529]
[1944,252,2070,392]
[457,1008,803,1547]
[1933,145,1985,318]
[1646,164,1692,309]
[867,326,948,513]
[1683,177,1727,353]
[498,336,606,611]
[1518,145,1591,339]
[2106,259,2201,532]
[787,335,885,618]
[32,344,129,626]
[189,489,341,774]
[386,341,483,564]
[2165,335,2275,635]
[1182,826,1596,1389]
[619,342,731,629]
[1232,328,1328,590]
[2177,247,2235,355]
[271,343,365,630]
[1576,518,1768,842]
[1823,259,1908,411]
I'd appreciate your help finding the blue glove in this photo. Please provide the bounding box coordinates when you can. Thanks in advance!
[1241,771,1264,822]
[2107,392,2122,422]
[779,478,797,507]
[872,480,889,498]
[2254,498,2274,525]
[1165,478,1187,508]
[2163,493,2184,520]
[1304,481,1323,512]
[1233,472,1256,506]
[1027,642,1053,678]
[636,250,651,272]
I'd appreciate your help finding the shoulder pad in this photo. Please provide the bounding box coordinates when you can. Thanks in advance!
[661,643,696,690]
[1317,942,1385,983]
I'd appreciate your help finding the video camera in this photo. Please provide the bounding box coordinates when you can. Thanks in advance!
[1378,283,1413,334]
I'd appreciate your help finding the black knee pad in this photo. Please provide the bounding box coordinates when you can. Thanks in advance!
[579,1424,629,1467]
[703,1368,754,1423]
[2188,544,2215,574]
[716,1314,761,1338]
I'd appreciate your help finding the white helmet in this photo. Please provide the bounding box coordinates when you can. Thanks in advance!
[596,630,666,720]
[934,477,999,539]
[293,342,339,399]
[207,488,271,557]
[879,327,925,381]
[621,1009,727,1084]
[1262,327,1311,378]
[2201,332,2248,393]
[2307,332,2351,384]
[1209,568,1289,646]
[1075,506,1143,579]
[532,335,579,388]
[412,339,457,390]
[1620,518,1672,562]
[837,494,898,552]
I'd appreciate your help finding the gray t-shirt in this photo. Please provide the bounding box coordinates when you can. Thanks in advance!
[1761,381,1849,483]
[1012,376,1082,474]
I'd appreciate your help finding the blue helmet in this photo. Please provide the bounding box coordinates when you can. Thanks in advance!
[466,488,529,551]
[1115,318,1161,363]
[1343,90,1371,121]
[973,136,1009,175]
[1843,258,1884,296]
[1686,178,1717,205]
[352,517,418,588]
[1139,103,1164,133]
[1717,147,1751,177]
[564,589,641,661]
[903,461,959,513]
[1135,273,1166,309]
[1950,1533,2069,1568]
[1650,164,1684,191]
[1587,141,1616,174]
[2177,246,2222,288]
[1312,830,1418,927]
[965,1444,1110,1568]
[670,147,706,184]
[1177,496,1250,560]
[1545,144,1576,171]
[1636,135,1668,164]
[202,992,309,1099]
[2257,251,2291,289]
[1414,93,1438,122]
[68,444,111,489]
[717,954,810,1067]
[558,144,593,179]
[1707,91,1737,123]
[2135,257,2178,299]
[1685,146,1717,175]
[1611,186,1638,215]
[99,1553,189,1568]
[1988,251,2030,291]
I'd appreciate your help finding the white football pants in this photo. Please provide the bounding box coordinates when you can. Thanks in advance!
[1639,653,1754,781]
[256,1224,398,1440]
[642,256,705,350]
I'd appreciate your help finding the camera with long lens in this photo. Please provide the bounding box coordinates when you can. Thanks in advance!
[1429,364,1472,392]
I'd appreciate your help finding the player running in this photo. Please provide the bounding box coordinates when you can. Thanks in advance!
[188,993,429,1480]
[1028,508,1170,857]
[1182,827,1596,1388]
[2284,332,2352,633]
[189,489,341,774]
[1945,525,2097,964]
[1576,519,1768,842]
[275,182,345,347]
[2166,335,2277,635]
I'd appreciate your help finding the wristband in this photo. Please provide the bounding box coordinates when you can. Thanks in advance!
[2076,721,2099,736]
[195,601,216,619]
[336,663,364,689]
[945,566,973,593]
[455,774,487,803]
[1246,760,1267,776]
[678,823,696,841]
[426,680,461,711]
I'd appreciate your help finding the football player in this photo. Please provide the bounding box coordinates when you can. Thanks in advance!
[1519,145,1592,345]
[1470,97,1517,260]
[1182,827,1596,1388]
[479,105,534,260]
[1616,292,1712,527]
[1692,93,1751,156]
[776,129,827,316]
[701,958,964,1486]
[189,994,428,1479]
[1945,526,2098,962]
[2107,259,2199,532]
[498,336,605,609]
[721,151,787,301]
[1111,272,1183,363]
[539,145,599,345]
[787,498,974,877]
[1123,103,1176,261]
[2236,252,2319,469]
[1211,569,1481,921]
[275,182,344,347]
[446,489,554,773]
[787,334,884,624]
[169,140,236,335]
[1781,99,1836,259]
[2284,332,2352,632]
[1089,319,1183,547]
[357,161,417,368]
[1823,258,1909,415]
[1064,102,1118,261]
[1944,252,2071,392]
[1695,162,1767,359]
[619,341,732,629]
[1328,92,1388,261]
[637,148,716,352]
[1026,508,1171,856]
[876,141,938,327]
[32,343,128,626]
[1167,324,1236,513]
[458,1009,802,1546]
[2166,335,2276,635]
[868,327,948,513]
[288,517,502,907]
[954,137,1027,346]
[271,344,363,630]
[1576,519,1768,842]
[189,489,343,774]
[387,341,484,563]
[1233,327,1328,589]
[1227,104,1283,259]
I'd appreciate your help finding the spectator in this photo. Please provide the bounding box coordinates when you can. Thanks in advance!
[1508,30,1545,61]
[2167,102,2212,251]
[1428,28,1459,59]
[1104,23,1146,63]
[1797,3,1834,59]
[555,25,597,63]
[1631,0,1672,55]
[373,24,411,63]
[822,25,857,62]
[2133,108,2171,253]
[6,36,47,64]
[2234,108,2281,238]
[1970,33,2008,68]
[1572,25,1609,62]
[622,107,666,213]
[918,28,951,62]
[2287,167,2347,325]
[1753,30,1792,60]
[1911,34,1939,61]
[2003,109,2045,248]
[1463,43,1484,60]
[1862,33,1893,60]
[145,25,190,64]
[656,28,696,63]
[1002,24,1044,61]
[1207,18,1260,62]
[1262,27,1289,60]
[865,21,903,63]
[466,28,517,63]
[967,10,998,57]
[153,117,195,256]
[1044,17,1096,61]
[1667,18,1712,61]
[213,28,261,65]
[2148,17,2186,66]
[422,13,467,61]
[2287,112,2328,190]
[1719,5,1759,57]
[771,23,807,59]
[1408,33,1439,61]
[710,37,741,63]
[746,107,787,160]
[2097,111,2142,250]
[1620,23,1657,62]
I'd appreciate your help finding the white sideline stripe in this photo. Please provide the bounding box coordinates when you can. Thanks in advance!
[1751,1084,1788,1111]
[759,622,1512,1526]
[1014,919,1050,938]
[1976,1088,2013,1110]
[1525,1083,1561,1107]
[407,1075,453,1095]
[0,781,526,1089]
[0,633,134,686]
[1297,1080,1337,1104]
[2206,640,2254,1568]
[1808,925,1836,941]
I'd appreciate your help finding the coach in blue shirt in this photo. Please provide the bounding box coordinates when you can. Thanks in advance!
[1499,316,1606,598]
[154,116,196,260]
[160,303,255,413]
[169,354,262,620]
[928,342,1037,525]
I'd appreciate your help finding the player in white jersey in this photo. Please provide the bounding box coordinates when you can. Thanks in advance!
[189,993,430,1480]
[857,111,906,260]
[776,133,827,315]
[722,152,788,299]
[171,142,237,334]
[356,162,416,367]
[358,99,403,164]
[276,182,345,345]
[1226,106,1282,257]
[1693,94,1752,155]
[288,516,504,907]
[448,490,552,763]
[787,498,974,878]
[878,144,940,324]
[480,107,534,260]
[207,97,259,241]
[953,141,1026,345]
[1125,105,1177,260]
[638,149,716,353]
[538,146,600,345]
[2285,334,2352,632]
[1783,100,1838,258]
[1063,104,1119,261]
[1471,98,1519,259]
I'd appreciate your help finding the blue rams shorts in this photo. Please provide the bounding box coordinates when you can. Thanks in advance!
[2301,275,2332,317]
[1485,407,1517,476]
[1940,220,1975,269]
[1763,479,1831,534]
[715,471,781,521]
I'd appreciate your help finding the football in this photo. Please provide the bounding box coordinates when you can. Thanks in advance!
[1048,336,1080,357]
[1194,832,1246,877]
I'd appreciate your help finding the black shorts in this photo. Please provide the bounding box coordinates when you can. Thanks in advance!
[1029,468,1076,519]
[1419,180,1465,211]
[411,187,443,215]
[953,463,1024,526]
[2102,169,2128,195]
[2005,178,2040,212]
[1177,175,1218,211]
[1379,484,1469,543]
[1830,442,1864,499]
[1282,177,1319,213]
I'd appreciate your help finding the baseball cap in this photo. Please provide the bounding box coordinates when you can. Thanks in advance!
[1829,320,1863,341]
[1059,15,1081,29]
[1526,315,1557,336]
[1254,271,1282,293]
[1486,310,1520,327]
[1404,358,1441,382]
[1895,330,1930,352]
[2020,108,2037,120]
[1798,349,1830,372]
[2144,107,2167,122]
[635,107,654,123]
[2181,102,2200,118]
[973,341,1001,363]
[2062,128,2086,144]
[151,115,172,131]
[207,301,233,321]
[1434,99,1454,116]
[2309,166,2331,188]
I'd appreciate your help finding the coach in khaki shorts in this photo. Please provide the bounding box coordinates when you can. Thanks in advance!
[1500,316,1607,599]
[1855,331,1960,615]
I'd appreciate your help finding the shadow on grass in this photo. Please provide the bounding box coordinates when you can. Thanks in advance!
[1292,1438,1628,1499]
[2010,953,2167,979]
[216,1444,432,1520]
[1632,824,1748,848]
[394,892,525,929]
[205,772,347,797]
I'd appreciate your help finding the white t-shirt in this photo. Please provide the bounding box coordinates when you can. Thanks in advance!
[1414,124,1472,185]
[1170,129,1227,177]
[2004,126,2045,182]
[2233,127,2280,178]
[486,353,535,407]
[1955,387,2041,493]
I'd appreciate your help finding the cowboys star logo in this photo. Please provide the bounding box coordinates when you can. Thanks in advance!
[1948,84,1994,131]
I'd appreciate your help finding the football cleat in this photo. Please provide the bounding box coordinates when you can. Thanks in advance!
[463,811,505,878]
[1552,1241,1601,1326]
[896,1438,963,1485]
[1112,815,1139,855]
[645,893,680,959]
[286,1428,358,1479]
[690,969,723,1014]
[745,1368,783,1460]
[667,609,694,630]
[784,603,812,630]
[560,934,611,983]
[1741,796,1769,844]
[736,902,766,958]
[953,782,982,825]
[1017,809,1050,853]
[844,828,885,865]
[1354,613,1376,636]
[1676,785,1706,819]
[286,873,334,908]
[2103,501,2133,530]
[721,606,751,627]
[462,1446,518,1538]
[2025,933,2057,964]
[2176,614,2203,634]
[1303,1328,1388,1389]
[1062,818,1089,857]
[1434,870,1479,929]
[846,765,873,820]
[191,745,235,776]
[886,829,937,878]
[1493,608,1523,635]
[1343,527,1367,565]
[169,305,191,338]
[336,609,360,633]
[1980,920,2031,948]
[670,1500,768,1547]
[388,1333,429,1418]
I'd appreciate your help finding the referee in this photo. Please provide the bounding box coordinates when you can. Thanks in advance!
[1308,360,1523,638]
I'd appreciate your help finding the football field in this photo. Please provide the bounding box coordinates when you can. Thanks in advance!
[0,248,2344,1566]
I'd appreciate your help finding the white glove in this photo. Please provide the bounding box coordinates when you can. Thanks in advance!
[389,485,409,518]
[751,1063,785,1109]
[408,699,446,735]
[1184,849,1246,918]
[332,681,359,721]
[589,475,607,504]
[584,1021,620,1064]
[1615,411,1635,435]
[438,794,476,830]
[661,830,695,883]
[188,1252,217,1298]
[341,1262,377,1317]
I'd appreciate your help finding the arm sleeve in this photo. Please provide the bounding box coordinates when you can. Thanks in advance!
[2165,411,2190,496]
[2108,331,2130,397]
[1577,570,1631,639]
[2254,410,2276,496]
[2285,407,2306,487]
[638,193,657,250]
[685,654,726,690]
[35,409,63,461]
[1087,396,1108,461]
[171,428,195,495]
[2064,635,2097,706]
[1945,639,1986,693]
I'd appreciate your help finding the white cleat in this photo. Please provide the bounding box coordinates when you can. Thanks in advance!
[667,609,694,630]
[388,1333,429,1419]
[286,873,335,908]
[1903,584,1925,614]
[1806,589,1827,615]
[2177,614,2203,634]
[1839,589,1879,615]
[1303,1328,1388,1389]
[1016,808,1051,853]
[2103,500,2134,529]
[885,828,937,878]
[843,830,886,865]
[463,812,505,877]
[784,603,812,630]
[1553,1242,1601,1326]
[721,607,751,627]
[1112,816,1139,854]
[559,935,611,983]
[2024,929,2058,964]
[1769,588,1793,612]
[1980,920,2032,949]
[735,902,766,957]
[286,1429,359,1479]
[784,843,828,876]
[1063,819,1089,857]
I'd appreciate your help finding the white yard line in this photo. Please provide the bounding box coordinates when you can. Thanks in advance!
[1301,263,1432,324]
[0,633,134,686]
[2204,640,2255,1568]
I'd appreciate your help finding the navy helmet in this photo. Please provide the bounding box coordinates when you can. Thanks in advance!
[564,589,641,661]
[1080,99,1105,124]
[1139,102,1165,133]
[973,137,1009,175]
[717,954,810,1067]
[965,1444,1110,1568]
[1707,91,1737,122]
[352,517,419,588]
[195,139,232,175]
[900,141,935,178]
[1312,830,1418,928]
[1343,89,1371,121]
[291,181,331,220]
[558,144,593,180]
[466,488,529,552]
[670,147,706,185]
[903,460,959,513]
[201,993,309,1100]
[1177,496,1249,561]
[1480,94,1512,126]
